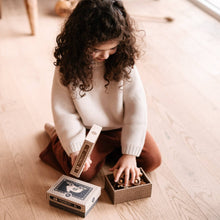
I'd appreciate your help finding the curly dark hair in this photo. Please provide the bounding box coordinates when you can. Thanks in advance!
[54,0,141,95]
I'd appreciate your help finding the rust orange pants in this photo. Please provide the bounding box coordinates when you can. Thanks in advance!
[39,129,161,181]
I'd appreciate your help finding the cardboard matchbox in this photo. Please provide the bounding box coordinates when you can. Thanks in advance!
[105,168,152,204]
[46,175,101,217]
[70,124,102,178]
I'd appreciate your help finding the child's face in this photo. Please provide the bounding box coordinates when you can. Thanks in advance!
[92,39,119,62]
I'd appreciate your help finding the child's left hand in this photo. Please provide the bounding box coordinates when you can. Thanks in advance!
[70,152,92,172]
[109,154,140,187]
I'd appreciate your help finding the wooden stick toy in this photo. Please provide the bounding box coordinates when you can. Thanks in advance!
[132,14,174,23]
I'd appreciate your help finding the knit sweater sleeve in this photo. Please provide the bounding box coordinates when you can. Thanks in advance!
[121,66,148,157]
[51,67,86,156]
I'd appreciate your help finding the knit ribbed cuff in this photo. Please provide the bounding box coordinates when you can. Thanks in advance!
[65,142,83,156]
[122,144,142,157]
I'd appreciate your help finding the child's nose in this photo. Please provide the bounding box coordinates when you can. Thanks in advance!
[100,51,110,59]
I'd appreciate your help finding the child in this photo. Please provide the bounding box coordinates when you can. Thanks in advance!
[40,0,161,186]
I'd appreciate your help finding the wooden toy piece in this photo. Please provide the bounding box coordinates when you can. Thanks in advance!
[47,175,101,217]
[133,14,174,23]
[55,0,78,17]
[70,124,102,178]
[113,168,143,188]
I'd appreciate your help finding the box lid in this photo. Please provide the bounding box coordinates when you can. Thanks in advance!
[47,175,101,207]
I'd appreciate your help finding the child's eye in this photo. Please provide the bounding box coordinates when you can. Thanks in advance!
[110,46,117,50]
[92,48,101,53]
[94,49,101,52]
[92,46,118,53]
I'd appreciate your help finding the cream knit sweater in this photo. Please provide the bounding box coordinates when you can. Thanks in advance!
[52,62,147,157]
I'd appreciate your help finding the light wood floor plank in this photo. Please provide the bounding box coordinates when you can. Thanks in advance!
[147,165,207,220]
[147,95,220,219]
[0,194,35,220]
[0,158,24,199]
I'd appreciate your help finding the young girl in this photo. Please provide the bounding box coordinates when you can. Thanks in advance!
[40,0,161,186]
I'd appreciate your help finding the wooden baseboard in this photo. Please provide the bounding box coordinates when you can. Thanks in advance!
[188,0,220,21]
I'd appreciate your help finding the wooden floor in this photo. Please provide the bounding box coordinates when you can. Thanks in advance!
[0,0,220,219]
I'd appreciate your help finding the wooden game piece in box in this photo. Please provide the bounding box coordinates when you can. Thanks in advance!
[105,168,152,204]
[46,175,101,217]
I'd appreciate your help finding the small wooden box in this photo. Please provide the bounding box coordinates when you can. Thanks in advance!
[47,175,101,217]
[105,168,152,204]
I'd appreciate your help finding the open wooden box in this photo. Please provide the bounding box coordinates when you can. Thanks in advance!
[105,168,152,204]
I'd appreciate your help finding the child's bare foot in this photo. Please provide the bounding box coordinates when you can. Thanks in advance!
[44,123,56,139]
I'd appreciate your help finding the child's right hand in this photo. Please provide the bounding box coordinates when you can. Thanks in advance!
[70,152,92,172]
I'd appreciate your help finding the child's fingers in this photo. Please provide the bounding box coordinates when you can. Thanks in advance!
[109,166,117,172]
[135,167,141,180]
[114,167,124,182]
[83,158,92,171]
[88,158,92,165]
[129,168,136,184]
[109,161,120,171]
[70,152,78,166]
[124,168,130,186]
[83,163,89,171]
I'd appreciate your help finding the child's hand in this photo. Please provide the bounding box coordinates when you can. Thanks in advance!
[70,152,92,172]
[109,154,140,187]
